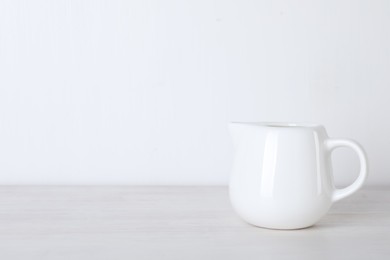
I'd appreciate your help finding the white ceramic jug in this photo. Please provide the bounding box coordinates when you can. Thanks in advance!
[229,122,368,229]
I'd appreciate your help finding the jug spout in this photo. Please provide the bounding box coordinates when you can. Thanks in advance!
[229,122,248,147]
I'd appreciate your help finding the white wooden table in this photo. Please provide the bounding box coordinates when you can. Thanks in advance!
[0,186,389,259]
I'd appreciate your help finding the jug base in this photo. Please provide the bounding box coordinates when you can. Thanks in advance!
[243,220,317,230]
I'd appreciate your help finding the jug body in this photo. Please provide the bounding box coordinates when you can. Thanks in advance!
[229,122,368,229]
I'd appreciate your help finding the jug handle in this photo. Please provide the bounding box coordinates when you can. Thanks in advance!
[325,139,369,202]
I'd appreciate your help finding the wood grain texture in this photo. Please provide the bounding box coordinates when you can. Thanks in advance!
[0,186,389,260]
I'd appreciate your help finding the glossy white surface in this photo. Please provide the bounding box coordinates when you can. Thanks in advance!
[0,186,389,260]
[229,122,368,229]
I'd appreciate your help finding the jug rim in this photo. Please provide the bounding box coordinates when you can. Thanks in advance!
[230,122,323,128]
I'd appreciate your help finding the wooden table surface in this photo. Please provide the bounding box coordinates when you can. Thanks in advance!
[0,186,389,259]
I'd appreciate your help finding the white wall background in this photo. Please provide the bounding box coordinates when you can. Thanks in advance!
[0,0,389,185]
